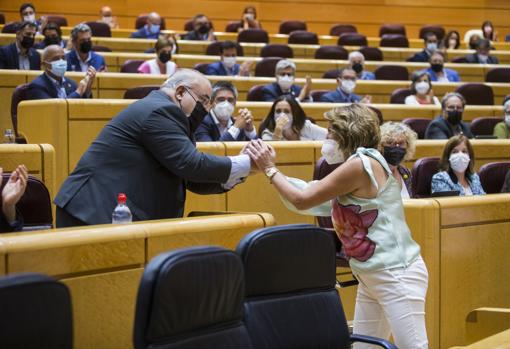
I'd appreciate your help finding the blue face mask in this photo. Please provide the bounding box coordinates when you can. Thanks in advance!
[149,24,160,34]
[49,59,67,77]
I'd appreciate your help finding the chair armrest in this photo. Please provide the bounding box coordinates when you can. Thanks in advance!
[350,334,398,349]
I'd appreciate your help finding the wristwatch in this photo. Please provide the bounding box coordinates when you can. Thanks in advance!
[264,166,280,183]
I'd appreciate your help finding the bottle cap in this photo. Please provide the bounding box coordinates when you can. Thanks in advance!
[117,193,127,204]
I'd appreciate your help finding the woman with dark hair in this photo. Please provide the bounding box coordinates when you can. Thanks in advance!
[431,135,485,196]
[258,95,326,141]
[482,20,498,42]
[137,36,178,75]
[443,30,461,50]
[240,6,261,31]
[405,72,440,106]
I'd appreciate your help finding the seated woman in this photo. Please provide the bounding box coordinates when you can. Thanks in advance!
[493,99,510,139]
[405,72,440,106]
[239,6,261,31]
[0,165,28,233]
[258,95,327,141]
[443,30,461,50]
[431,135,485,196]
[137,37,178,75]
[380,122,417,199]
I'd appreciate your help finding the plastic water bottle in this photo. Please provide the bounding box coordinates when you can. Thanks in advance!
[3,129,15,144]
[112,193,132,224]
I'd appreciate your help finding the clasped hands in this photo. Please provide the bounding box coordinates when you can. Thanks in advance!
[242,139,276,172]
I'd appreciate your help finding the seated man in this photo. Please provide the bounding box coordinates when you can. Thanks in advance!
[205,40,252,76]
[182,14,216,41]
[407,32,439,62]
[421,51,460,82]
[261,59,312,102]
[195,81,257,141]
[0,21,40,70]
[348,51,375,80]
[66,23,106,72]
[465,39,499,64]
[98,6,119,29]
[27,45,96,99]
[0,165,28,233]
[425,92,473,139]
[130,12,161,39]
[319,67,371,103]
[19,3,42,31]
[35,22,67,49]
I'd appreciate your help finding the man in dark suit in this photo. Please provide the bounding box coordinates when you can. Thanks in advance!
[425,92,474,139]
[261,59,312,102]
[195,81,257,141]
[320,68,371,103]
[0,21,40,70]
[464,39,499,64]
[205,40,251,76]
[407,32,438,63]
[35,22,67,49]
[182,14,216,41]
[27,45,96,100]
[130,12,161,39]
[54,69,253,227]
[65,23,106,72]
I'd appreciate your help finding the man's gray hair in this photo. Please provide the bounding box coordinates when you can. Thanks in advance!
[211,81,238,101]
[348,51,365,62]
[71,23,91,41]
[441,92,466,110]
[275,59,296,75]
[161,68,203,90]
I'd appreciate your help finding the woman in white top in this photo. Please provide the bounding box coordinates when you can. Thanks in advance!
[258,95,327,141]
[138,36,178,75]
[405,72,440,106]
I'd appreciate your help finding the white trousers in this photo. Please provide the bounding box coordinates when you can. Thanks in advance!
[352,256,429,349]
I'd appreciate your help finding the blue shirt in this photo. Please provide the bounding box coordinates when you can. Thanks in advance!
[431,171,485,196]
[421,67,460,82]
[319,88,361,103]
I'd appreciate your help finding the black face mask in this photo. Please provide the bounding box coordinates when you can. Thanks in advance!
[430,63,443,73]
[20,36,34,49]
[158,52,171,63]
[44,36,60,46]
[447,110,462,126]
[383,146,406,166]
[188,101,208,133]
[352,63,363,74]
[198,24,209,34]
[79,40,92,53]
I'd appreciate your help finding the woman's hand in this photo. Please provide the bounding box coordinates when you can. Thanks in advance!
[245,140,276,171]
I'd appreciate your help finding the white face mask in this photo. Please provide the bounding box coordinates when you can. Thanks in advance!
[244,13,254,21]
[504,114,510,127]
[213,101,234,121]
[277,75,294,91]
[275,112,293,130]
[23,14,36,22]
[223,56,236,69]
[415,81,430,95]
[321,139,344,165]
[49,59,67,77]
[478,54,488,63]
[426,43,437,52]
[449,152,470,173]
[341,79,356,94]
[102,16,113,24]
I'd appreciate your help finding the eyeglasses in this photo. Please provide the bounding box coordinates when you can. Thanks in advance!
[184,86,211,106]
[445,106,464,112]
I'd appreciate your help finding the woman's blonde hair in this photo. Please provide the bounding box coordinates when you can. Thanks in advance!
[380,121,417,161]
[324,104,380,159]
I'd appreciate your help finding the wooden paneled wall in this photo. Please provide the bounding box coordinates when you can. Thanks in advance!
[1,0,510,38]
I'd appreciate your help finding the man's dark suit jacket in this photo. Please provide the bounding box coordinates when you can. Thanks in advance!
[464,53,499,64]
[261,82,302,102]
[54,90,232,225]
[182,30,216,41]
[195,112,252,141]
[65,49,106,72]
[0,43,41,70]
[407,49,431,62]
[26,73,83,99]
[424,116,474,139]
[205,61,240,76]
[130,27,159,39]
[319,88,361,103]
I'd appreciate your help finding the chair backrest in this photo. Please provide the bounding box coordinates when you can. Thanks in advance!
[310,89,329,101]
[0,273,72,349]
[455,83,494,105]
[374,65,409,80]
[379,23,406,37]
[10,83,30,137]
[478,162,510,194]
[183,20,193,31]
[236,224,350,349]
[120,59,145,73]
[419,25,445,40]
[369,105,384,124]
[0,13,5,24]
[470,117,503,136]
[279,20,307,34]
[314,45,348,60]
[225,21,242,33]
[246,85,266,101]
[411,157,440,198]
[402,118,432,139]
[133,246,252,349]
[380,34,409,48]
[337,33,367,46]
[260,44,293,58]
[313,158,341,228]
[135,14,166,30]
[194,63,210,74]
[1,22,19,33]
[329,23,357,36]
[255,57,282,77]
[359,46,383,61]
[451,56,468,64]
[322,68,341,79]
[485,68,510,83]
[390,88,412,104]
[206,41,244,56]
[91,45,112,52]
[123,85,160,99]
[1,174,52,229]
[84,21,111,37]
[288,30,318,45]
[237,28,269,43]
[45,15,67,27]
